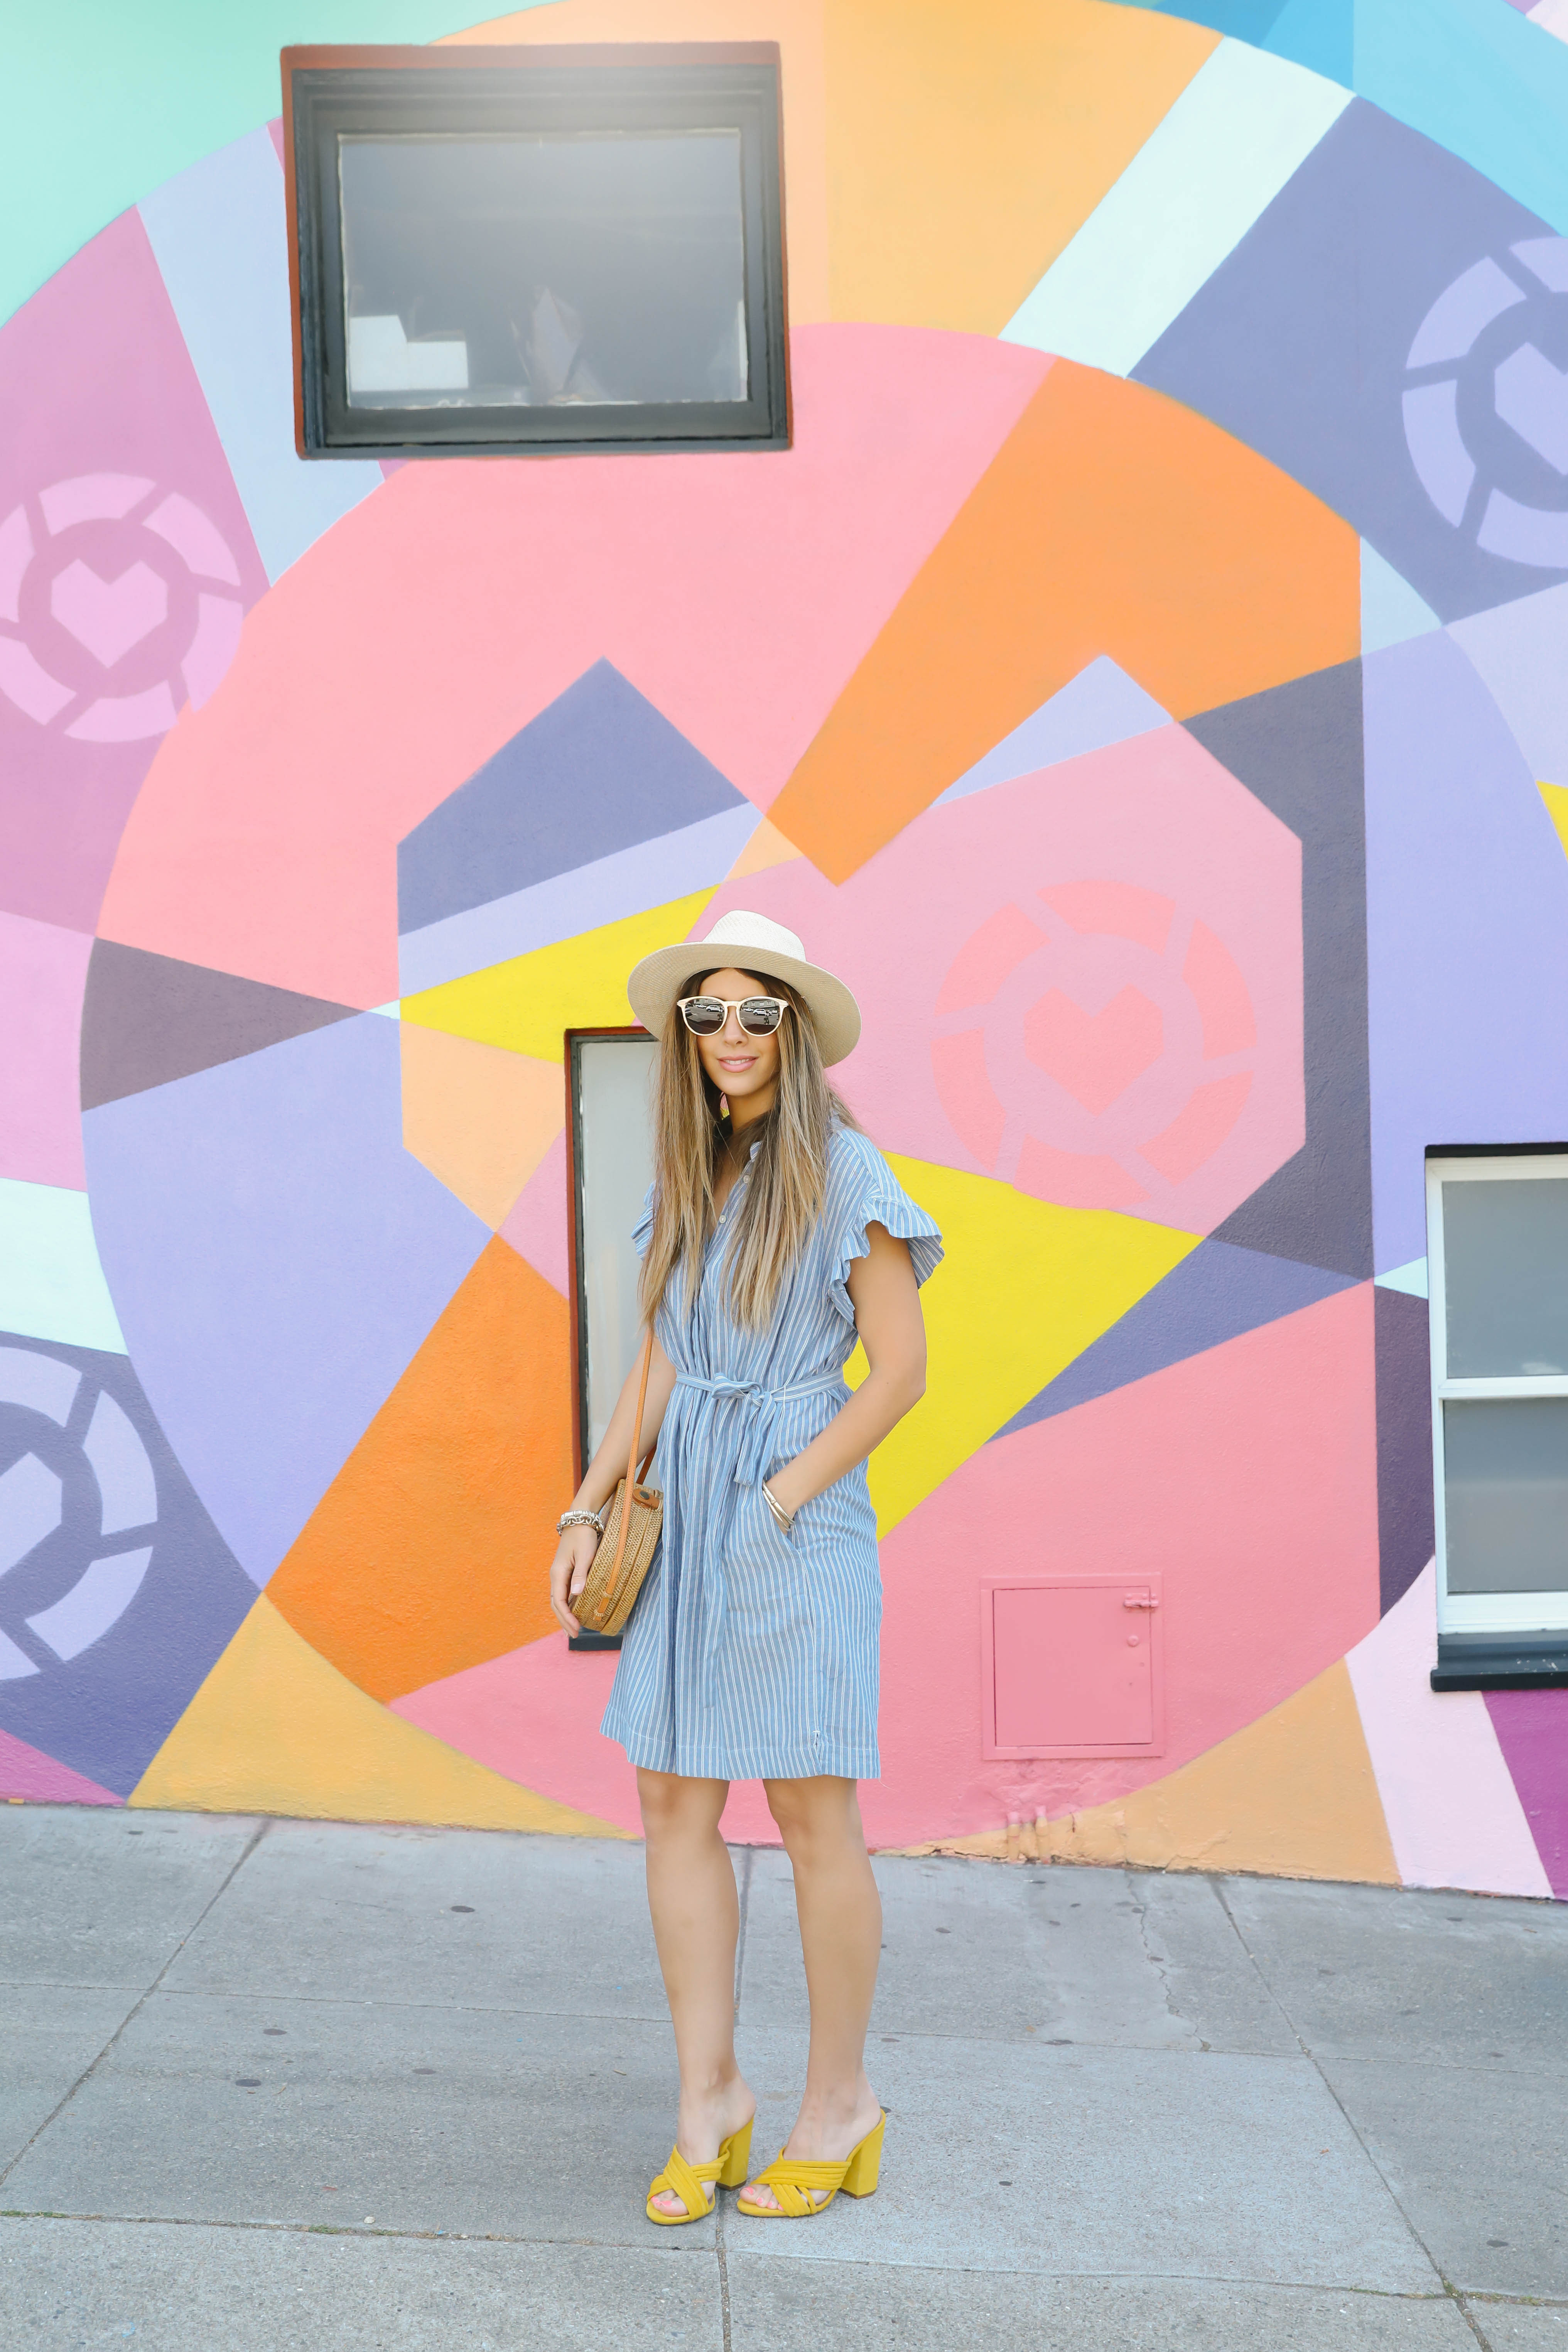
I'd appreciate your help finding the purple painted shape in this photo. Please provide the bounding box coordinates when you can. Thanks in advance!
[1401,382,1475,525]
[0,1724,121,1805]
[1365,632,1568,1274]
[0,210,267,932]
[50,559,169,669]
[1494,343,1568,474]
[81,1015,490,1587]
[936,657,1170,806]
[1515,236,1568,295]
[266,118,286,171]
[498,1129,570,1297]
[1405,256,1523,369]
[145,491,243,587]
[991,1239,1355,1440]
[0,911,91,1189]
[1134,100,1560,623]
[1374,1287,1434,1617]
[0,1329,254,1795]
[1478,488,1568,569]
[1485,1689,1568,1898]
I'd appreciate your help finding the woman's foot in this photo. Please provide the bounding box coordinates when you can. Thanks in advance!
[649,2077,757,2219]
[742,2080,882,2214]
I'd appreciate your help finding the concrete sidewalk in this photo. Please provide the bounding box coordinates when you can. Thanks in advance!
[1,1809,1564,2350]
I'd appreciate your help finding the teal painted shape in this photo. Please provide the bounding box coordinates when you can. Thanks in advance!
[1122,2,1294,41]
[1355,0,1568,235]
[1375,1257,1430,1299]
[1263,0,1352,85]
[3,0,558,330]
[0,1179,126,1354]
[140,131,382,583]
[1002,39,1349,376]
[1360,540,1444,653]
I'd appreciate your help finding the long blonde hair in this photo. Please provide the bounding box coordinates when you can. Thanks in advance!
[639,968,859,1332]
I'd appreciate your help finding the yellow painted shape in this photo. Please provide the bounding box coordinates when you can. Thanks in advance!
[399,1024,564,1229]
[1538,780,1568,863]
[727,814,802,881]
[854,1156,1197,1533]
[444,3,830,324]
[1042,1660,1398,1884]
[402,890,714,1062]
[132,1597,625,1837]
[824,0,1219,333]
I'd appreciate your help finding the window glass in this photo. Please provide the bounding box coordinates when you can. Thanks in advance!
[574,1035,658,1466]
[1442,1396,1568,1594]
[1442,1175,1568,1377]
[339,132,748,413]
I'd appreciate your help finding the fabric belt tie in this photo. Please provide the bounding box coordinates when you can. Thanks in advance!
[672,1368,846,1707]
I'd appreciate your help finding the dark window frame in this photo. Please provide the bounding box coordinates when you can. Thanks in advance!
[564,1024,654,1655]
[281,42,791,460]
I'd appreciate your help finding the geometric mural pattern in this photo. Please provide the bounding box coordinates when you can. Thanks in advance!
[2,0,1564,1897]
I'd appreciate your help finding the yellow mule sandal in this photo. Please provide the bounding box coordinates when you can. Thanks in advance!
[736,2111,885,2219]
[645,2119,754,2225]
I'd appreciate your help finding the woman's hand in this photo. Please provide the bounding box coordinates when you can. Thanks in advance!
[550,1525,602,1636]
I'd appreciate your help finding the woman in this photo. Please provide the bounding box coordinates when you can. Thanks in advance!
[548,908,941,2225]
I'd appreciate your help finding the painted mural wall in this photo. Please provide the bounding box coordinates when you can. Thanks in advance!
[2,0,1567,1898]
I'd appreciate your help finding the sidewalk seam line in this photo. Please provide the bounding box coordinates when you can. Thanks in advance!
[0,1818,272,2196]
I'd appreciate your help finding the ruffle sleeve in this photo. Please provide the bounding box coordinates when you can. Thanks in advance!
[827,1133,944,1327]
[632,1182,655,1261]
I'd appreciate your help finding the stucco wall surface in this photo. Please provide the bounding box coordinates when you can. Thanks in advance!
[1,0,1565,1897]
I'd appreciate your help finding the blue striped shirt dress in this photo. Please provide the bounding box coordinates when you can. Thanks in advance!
[600,1125,944,1783]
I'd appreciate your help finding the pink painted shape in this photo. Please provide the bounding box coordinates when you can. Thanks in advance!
[1485,1687,1568,1899]
[993,1583,1154,1749]
[0,504,34,619]
[1140,1072,1252,1184]
[1345,1562,1551,1897]
[95,329,1051,1005]
[1184,918,1256,1057]
[700,723,1304,1238]
[1014,1133,1145,1210]
[0,910,92,1187]
[392,1633,643,1832]
[856,1285,1379,1850]
[0,1724,122,1805]
[182,593,244,707]
[146,492,243,588]
[0,637,75,724]
[934,902,1045,1016]
[0,211,267,933]
[1041,879,1173,954]
[39,473,153,531]
[930,1031,1006,1170]
[267,118,286,169]
[1023,986,1163,1115]
[50,559,168,668]
[65,680,178,743]
[498,1128,570,1295]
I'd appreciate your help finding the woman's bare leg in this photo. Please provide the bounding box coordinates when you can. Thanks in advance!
[748,1775,883,2210]
[638,1768,755,2216]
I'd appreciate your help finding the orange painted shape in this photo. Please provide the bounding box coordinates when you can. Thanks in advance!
[265,1238,573,1702]
[768,365,1360,883]
[1140,1072,1253,1185]
[1042,1660,1399,1886]
[727,813,802,880]
[131,1597,622,1836]
[445,2,830,324]
[399,1022,564,1230]
[824,0,1218,333]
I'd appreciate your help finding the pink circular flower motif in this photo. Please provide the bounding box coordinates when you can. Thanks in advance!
[0,471,243,742]
[933,881,1258,1213]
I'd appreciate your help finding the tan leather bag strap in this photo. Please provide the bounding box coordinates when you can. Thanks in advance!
[611,1329,656,1580]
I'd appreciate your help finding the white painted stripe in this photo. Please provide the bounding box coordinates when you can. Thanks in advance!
[398,803,760,998]
[0,1177,127,1353]
[1001,39,1351,377]
[1374,1257,1429,1299]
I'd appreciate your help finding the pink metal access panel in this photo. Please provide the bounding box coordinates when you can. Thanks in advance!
[980,1574,1165,1761]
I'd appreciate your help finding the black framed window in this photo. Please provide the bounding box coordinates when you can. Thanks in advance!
[282,44,790,458]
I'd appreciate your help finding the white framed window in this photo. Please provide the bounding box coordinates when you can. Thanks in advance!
[1427,1150,1568,1645]
[567,1028,658,1475]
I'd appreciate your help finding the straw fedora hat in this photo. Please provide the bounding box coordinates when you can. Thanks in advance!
[628,908,861,1066]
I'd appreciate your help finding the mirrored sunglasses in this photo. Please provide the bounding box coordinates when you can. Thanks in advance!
[677,994,790,1037]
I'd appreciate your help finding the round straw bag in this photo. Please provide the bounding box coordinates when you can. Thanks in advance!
[572,1330,664,1638]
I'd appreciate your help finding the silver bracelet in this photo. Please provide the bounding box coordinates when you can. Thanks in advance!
[556,1507,604,1536]
[761,1482,794,1535]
